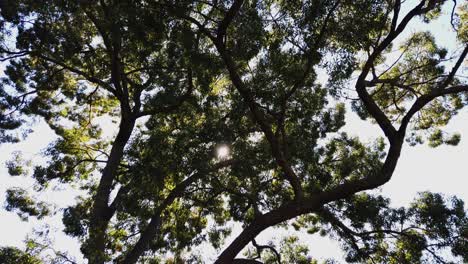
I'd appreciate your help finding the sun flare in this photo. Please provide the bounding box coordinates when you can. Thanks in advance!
[216,145,230,159]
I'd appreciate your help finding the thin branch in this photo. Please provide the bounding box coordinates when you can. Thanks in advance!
[135,67,194,117]
[440,44,468,88]
[0,52,29,61]
[252,239,281,264]
[425,247,448,264]
[365,79,419,96]
[450,0,458,30]
[400,84,468,131]
[35,54,117,95]
[284,0,341,101]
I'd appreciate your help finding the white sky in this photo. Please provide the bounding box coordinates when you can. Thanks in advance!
[0,1,467,263]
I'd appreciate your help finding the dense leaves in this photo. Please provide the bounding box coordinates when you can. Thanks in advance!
[318,192,467,263]
[5,187,50,221]
[0,247,42,264]
[1,0,467,263]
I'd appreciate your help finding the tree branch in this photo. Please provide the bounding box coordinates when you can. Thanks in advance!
[208,2,304,200]
[252,239,281,264]
[216,0,245,42]
[441,44,468,88]
[35,54,117,96]
[135,67,194,117]
[355,0,433,142]
[399,84,468,132]
[122,159,237,264]
[215,132,406,262]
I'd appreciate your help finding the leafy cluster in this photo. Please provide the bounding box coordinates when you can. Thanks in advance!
[0,0,467,263]
[319,192,467,263]
[5,187,50,221]
[0,247,41,264]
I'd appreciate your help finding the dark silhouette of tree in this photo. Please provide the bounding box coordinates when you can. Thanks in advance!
[0,0,467,263]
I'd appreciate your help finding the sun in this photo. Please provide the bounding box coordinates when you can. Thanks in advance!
[216,145,230,159]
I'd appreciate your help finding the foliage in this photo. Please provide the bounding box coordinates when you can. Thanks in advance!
[316,192,468,263]
[0,0,467,263]
[4,187,50,221]
[5,151,31,176]
[0,247,42,264]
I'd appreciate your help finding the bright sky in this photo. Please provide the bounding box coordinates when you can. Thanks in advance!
[0,1,467,263]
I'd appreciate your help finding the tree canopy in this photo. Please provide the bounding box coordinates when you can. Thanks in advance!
[0,0,467,263]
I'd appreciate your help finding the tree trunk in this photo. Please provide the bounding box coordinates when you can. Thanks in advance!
[86,114,135,264]
[215,138,404,263]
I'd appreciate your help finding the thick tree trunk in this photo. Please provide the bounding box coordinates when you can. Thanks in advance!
[86,114,135,264]
[122,160,236,263]
[122,215,162,264]
[215,139,404,263]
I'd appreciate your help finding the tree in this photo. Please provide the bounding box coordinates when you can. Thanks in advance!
[0,247,42,264]
[1,0,467,263]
